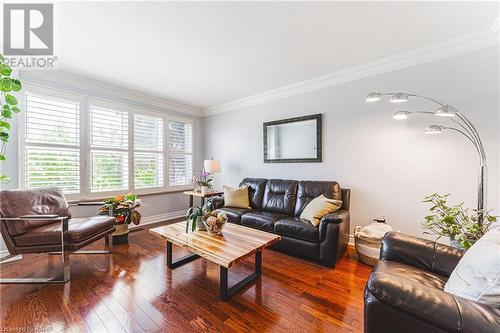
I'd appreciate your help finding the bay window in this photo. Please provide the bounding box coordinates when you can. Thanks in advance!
[20,86,193,199]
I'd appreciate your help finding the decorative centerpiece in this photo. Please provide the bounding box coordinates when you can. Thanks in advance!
[192,171,213,194]
[185,200,228,235]
[99,193,142,244]
[202,210,228,235]
[422,193,497,249]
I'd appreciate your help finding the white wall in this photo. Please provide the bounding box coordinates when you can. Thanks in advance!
[202,47,500,239]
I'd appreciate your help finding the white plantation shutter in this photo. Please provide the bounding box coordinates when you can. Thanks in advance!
[168,120,192,186]
[89,105,129,192]
[134,114,163,188]
[24,93,80,193]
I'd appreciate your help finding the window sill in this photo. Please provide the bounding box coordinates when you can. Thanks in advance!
[67,187,193,204]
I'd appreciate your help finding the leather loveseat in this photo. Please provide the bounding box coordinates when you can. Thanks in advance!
[213,178,350,267]
[364,232,500,333]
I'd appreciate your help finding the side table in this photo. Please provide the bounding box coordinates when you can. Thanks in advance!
[183,190,224,208]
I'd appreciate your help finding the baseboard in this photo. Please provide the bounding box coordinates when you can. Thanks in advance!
[130,210,186,230]
[0,249,10,258]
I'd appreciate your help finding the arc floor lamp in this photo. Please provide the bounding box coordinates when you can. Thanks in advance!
[365,92,487,224]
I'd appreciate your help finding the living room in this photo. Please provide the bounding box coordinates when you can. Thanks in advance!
[0,2,499,332]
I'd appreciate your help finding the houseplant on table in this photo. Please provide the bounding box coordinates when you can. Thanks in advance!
[99,193,142,243]
[192,171,213,194]
[422,193,497,249]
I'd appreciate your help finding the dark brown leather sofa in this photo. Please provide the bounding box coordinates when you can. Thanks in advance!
[364,231,500,333]
[213,178,350,267]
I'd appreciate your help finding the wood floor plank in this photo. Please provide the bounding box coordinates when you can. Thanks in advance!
[0,226,372,333]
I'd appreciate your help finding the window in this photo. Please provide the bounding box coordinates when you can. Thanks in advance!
[168,119,193,186]
[24,92,81,194]
[89,104,129,193]
[134,113,163,189]
[20,87,194,199]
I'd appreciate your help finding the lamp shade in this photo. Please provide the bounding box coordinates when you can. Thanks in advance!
[204,159,221,173]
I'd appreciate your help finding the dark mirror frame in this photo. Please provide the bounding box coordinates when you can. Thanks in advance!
[263,113,322,163]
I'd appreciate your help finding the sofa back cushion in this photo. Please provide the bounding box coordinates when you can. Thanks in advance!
[262,179,298,216]
[239,178,267,210]
[0,187,71,236]
[294,181,342,216]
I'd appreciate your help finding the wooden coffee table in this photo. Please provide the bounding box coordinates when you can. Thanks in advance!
[150,221,281,300]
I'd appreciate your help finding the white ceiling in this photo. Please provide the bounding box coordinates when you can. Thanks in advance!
[51,1,499,110]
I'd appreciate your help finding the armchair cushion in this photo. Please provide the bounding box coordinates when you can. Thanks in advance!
[14,216,115,247]
[0,187,71,236]
[367,260,500,333]
[444,227,500,308]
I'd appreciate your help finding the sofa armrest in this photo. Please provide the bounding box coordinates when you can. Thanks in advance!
[380,231,465,277]
[366,268,500,333]
[209,196,224,210]
[320,210,349,224]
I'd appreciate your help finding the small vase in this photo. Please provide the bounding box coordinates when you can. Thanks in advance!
[196,216,206,231]
[201,186,210,195]
[113,222,129,244]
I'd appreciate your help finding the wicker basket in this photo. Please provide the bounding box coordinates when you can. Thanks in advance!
[354,223,393,266]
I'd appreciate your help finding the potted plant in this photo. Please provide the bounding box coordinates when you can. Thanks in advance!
[0,53,23,183]
[422,193,497,249]
[192,171,213,194]
[99,193,142,244]
[185,200,214,233]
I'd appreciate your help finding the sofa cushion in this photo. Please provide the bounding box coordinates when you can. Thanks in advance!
[240,178,267,210]
[444,226,500,308]
[262,179,298,216]
[300,194,342,226]
[274,217,320,242]
[295,181,341,216]
[216,207,252,224]
[223,185,251,209]
[14,216,116,247]
[374,260,448,289]
[241,211,288,232]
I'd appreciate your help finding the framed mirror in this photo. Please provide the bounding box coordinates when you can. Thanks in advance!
[263,113,322,163]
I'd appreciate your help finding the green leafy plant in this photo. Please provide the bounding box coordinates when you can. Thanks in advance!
[185,200,214,232]
[98,193,142,225]
[0,53,22,183]
[422,193,497,249]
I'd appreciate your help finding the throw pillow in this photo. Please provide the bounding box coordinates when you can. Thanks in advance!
[300,194,342,227]
[223,185,251,209]
[444,226,500,308]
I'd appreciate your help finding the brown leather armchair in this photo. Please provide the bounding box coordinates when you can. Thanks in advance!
[364,232,500,333]
[0,187,116,284]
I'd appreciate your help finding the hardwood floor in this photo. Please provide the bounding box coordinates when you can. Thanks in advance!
[0,225,372,333]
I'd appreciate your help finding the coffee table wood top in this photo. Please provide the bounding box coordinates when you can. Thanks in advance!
[150,222,281,268]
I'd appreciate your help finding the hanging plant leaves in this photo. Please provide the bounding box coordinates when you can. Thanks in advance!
[0,132,8,142]
[5,94,17,105]
[11,79,22,92]
[0,78,11,92]
[0,64,12,76]
[1,107,12,119]
[11,106,20,113]
[0,121,11,129]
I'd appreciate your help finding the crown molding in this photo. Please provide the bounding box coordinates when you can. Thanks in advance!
[19,71,202,117]
[203,27,499,117]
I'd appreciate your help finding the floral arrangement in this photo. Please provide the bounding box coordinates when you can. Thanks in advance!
[186,200,213,232]
[99,193,142,225]
[422,193,497,249]
[192,171,213,190]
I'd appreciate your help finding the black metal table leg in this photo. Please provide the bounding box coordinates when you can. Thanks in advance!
[220,251,262,300]
[201,196,205,206]
[166,241,200,269]
[189,195,194,208]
